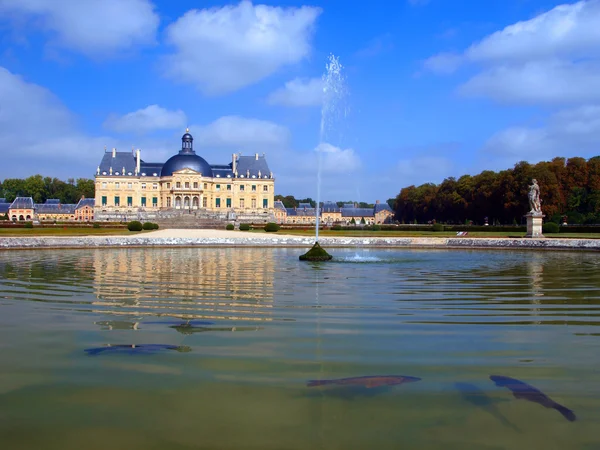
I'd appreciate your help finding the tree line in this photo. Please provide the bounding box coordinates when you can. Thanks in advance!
[393,156,600,225]
[274,195,389,209]
[0,175,95,204]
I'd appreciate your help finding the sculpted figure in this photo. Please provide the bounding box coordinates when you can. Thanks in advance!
[528,179,542,214]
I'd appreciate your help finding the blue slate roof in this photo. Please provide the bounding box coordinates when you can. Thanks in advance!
[36,203,77,214]
[10,197,34,209]
[274,200,286,210]
[45,199,61,204]
[212,164,234,179]
[321,202,340,212]
[0,203,10,213]
[0,198,6,203]
[236,155,271,179]
[76,198,95,209]
[341,208,374,218]
[374,203,393,213]
[139,161,163,177]
[98,151,137,176]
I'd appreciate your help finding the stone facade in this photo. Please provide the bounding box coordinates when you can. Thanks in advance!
[274,200,394,225]
[94,130,275,222]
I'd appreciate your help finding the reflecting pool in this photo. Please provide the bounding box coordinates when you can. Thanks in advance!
[1,247,599,449]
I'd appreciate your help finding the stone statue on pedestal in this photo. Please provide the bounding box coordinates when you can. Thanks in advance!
[525,179,544,238]
[528,179,542,215]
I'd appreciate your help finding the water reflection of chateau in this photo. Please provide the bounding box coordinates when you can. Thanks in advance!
[91,248,275,322]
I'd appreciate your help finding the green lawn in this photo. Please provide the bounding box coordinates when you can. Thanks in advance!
[0,228,140,236]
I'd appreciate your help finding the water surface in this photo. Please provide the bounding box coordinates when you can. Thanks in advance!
[0,247,599,449]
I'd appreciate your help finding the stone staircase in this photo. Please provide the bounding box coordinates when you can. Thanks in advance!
[154,210,228,229]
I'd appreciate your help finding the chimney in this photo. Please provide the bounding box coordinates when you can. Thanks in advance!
[136,149,141,174]
[232,153,237,174]
[255,153,258,160]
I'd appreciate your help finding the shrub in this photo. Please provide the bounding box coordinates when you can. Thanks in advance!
[153,223,159,230]
[239,223,250,231]
[92,223,100,229]
[332,225,343,231]
[543,222,560,234]
[264,222,280,232]
[350,218,356,225]
[432,223,445,232]
[226,223,234,230]
[24,221,34,229]
[127,220,143,231]
[372,224,381,231]
[142,222,154,230]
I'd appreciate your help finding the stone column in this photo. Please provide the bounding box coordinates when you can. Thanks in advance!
[525,213,545,238]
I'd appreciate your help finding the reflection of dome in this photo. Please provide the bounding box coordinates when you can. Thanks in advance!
[161,129,213,177]
[162,153,213,177]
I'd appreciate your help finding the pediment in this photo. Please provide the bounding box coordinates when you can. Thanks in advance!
[173,168,201,175]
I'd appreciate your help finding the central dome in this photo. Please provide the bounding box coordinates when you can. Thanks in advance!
[161,129,213,177]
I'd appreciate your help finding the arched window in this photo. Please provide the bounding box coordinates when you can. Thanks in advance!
[175,196,182,208]
[184,196,190,208]
[193,197,199,208]
[19,215,24,221]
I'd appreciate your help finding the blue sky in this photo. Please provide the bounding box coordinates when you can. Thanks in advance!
[1,0,599,203]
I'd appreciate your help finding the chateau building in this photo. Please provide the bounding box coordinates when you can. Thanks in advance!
[94,130,275,221]
[0,197,95,222]
[274,200,394,225]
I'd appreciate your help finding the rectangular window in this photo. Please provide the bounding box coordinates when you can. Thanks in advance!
[102,182,107,189]
[202,197,207,207]
[141,183,146,189]
[216,184,221,191]
[127,182,133,189]
[114,196,120,206]
[167,197,171,207]
[166,182,170,189]
[152,183,158,190]
[252,185,256,191]
[251,198,257,208]
[263,185,268,192]
[141,197,146,207]
[240,185,245,191]
[227,184,231,191]
[185,182,190,188]
[193,182,198,189]
[216,198,221,208]
[263,199,268,208]
[240,198,245,208]
[127,196,133,207]
[115,182,120,189]
[176,182,181,188]
[152,197,157,207]
[101,196,107,206]
[204,183,207,189]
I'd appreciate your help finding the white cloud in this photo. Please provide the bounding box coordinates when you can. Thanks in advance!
[396,156,454,185]
[104,105,187,134]
[483,105,600,162]
[465,0,600,64]
[459,60,600,105]
[162,1,322,95]
[191,116,290,150]
[0,0,159,58]
[267,77,323,107]
[314,142,361,173]
[422,0,600,105]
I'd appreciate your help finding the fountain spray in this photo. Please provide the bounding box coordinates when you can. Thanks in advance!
[300,54,347,261]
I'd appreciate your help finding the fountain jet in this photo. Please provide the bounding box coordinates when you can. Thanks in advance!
[300,54,347,262]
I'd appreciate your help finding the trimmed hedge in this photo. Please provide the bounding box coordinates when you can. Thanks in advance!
[543,222,560,234]
[142,222,154,230]
[226,223,234,230]
[127,220,143,231]
[432,223,445,232]
[371,224,381,231]
[24,221,33,229]
[239,223,251,231]
[264,222,280,232]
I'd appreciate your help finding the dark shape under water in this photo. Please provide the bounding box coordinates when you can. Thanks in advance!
[454,382,519,431]
[489,375,576,422]
[299,241,332,261]
[307,375,421,388]
[170,325,263,335]
[143,320,215,326]
[84,344,192,355]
